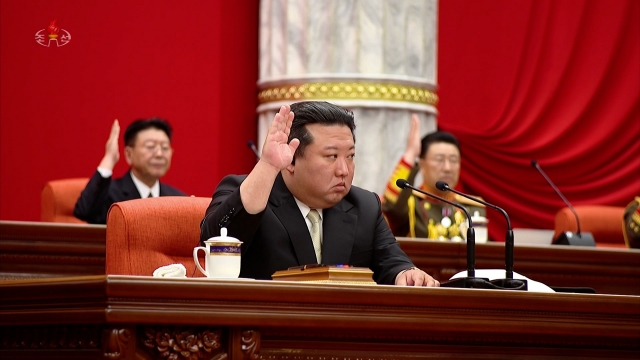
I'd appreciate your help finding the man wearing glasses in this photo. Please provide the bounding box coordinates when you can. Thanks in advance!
[382,115,485,240]
[74,118,186,224]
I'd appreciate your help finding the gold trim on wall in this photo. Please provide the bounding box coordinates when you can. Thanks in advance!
[258,82,438,107]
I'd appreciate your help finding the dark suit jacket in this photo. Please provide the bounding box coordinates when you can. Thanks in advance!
[74,170,186,224]
[200,174,415,284]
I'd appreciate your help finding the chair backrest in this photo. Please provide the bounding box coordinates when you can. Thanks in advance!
[105,196,211,276]
[554,205,626,248]
[40,178,89,223]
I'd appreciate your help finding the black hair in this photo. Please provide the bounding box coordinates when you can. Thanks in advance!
[419,131,460,159]
[288,101,356,160]
[124,118,173,147]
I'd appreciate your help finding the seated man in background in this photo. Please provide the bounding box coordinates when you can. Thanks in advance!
[74,118,186,224]
[200,102,439,286]
[382,115,485,240]
[623,196,640,248]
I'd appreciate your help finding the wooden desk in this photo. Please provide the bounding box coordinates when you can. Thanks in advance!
[398,238,640,295]
[1,275,639,359]
[1,221,639,295]
[0,220,106,279]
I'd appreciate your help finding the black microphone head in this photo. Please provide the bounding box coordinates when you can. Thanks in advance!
[247,140,255,147]
[530,159,538,167]
[435,181,449,191]
[395,179,409,189]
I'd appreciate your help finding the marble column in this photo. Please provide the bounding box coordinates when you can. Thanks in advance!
[257,0,438,194]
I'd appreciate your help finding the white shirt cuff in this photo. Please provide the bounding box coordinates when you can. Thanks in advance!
[97,167,113,178]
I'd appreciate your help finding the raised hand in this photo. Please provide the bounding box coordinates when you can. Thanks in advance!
[239,105,300,214]
[98,119,120,171]
[260,105,300,171]
[402,114,421,164]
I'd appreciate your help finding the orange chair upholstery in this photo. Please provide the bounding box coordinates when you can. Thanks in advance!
[40,178,89,223]
[105,196,211,276]
[554,205,626,248]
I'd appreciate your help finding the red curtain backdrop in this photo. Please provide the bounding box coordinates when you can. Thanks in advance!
[438,0,640,241]
[1,0,638,233]
[0,0,259,220]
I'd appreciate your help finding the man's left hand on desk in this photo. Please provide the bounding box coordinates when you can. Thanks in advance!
[395,268,440,287]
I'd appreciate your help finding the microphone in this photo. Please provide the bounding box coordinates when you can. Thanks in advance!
[247,140,260,161]
[396,179,494,289]
[435,181,526,290]
[530,160,595,246]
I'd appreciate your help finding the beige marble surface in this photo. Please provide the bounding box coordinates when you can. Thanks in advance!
[257,0,439,194]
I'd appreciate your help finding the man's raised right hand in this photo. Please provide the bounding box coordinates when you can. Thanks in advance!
[260,105,300,171]
[98,119,120,171]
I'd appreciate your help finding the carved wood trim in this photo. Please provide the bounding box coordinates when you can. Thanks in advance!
[104,327,132,359]
[0,325,101,350]
[139,326,227,360]
[241,330,260,360]
[261,327,639,350]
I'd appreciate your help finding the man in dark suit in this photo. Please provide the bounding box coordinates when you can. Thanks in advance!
[200,101,439,286]
[74,118,186,224]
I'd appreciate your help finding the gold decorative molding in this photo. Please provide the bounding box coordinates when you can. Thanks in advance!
[258,82,438,107]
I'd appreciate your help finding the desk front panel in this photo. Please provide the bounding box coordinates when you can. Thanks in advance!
[1,276,639,359]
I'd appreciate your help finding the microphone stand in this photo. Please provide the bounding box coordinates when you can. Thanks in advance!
[435,181,527,290]
[395,180,495,289]
[247,141,261,162]
[531,160,595,246]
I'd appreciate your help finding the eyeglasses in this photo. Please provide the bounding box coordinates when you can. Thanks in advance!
[427,156,460,166]
[140,142,172,153]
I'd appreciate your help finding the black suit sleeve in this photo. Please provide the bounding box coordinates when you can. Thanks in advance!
[200,175,264,248]
[361,189,415,284]
[73,170,112,224]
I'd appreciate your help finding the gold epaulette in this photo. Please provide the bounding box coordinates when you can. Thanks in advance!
[455,194,486,207]
[383,159,414,203]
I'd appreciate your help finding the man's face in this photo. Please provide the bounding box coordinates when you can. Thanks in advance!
[419,142,460,190]
[286,123,355,209]
[124,128,173,182]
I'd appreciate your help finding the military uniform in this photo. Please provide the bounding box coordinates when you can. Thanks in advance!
[382,158,485,240]
[623,196,640,249]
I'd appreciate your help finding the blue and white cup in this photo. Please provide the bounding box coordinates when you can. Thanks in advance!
[193,228,242,278]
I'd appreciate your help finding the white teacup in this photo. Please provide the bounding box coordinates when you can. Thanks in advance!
[193,228,243,278]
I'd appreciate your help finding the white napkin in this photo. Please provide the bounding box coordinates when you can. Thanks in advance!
[153,263,187,278]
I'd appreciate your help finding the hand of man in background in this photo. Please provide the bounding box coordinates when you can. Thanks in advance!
[402,114,421,165]
[98,119,120,171]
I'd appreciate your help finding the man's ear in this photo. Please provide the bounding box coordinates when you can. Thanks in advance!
[285,158,295,173]
[124,146,134,165]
